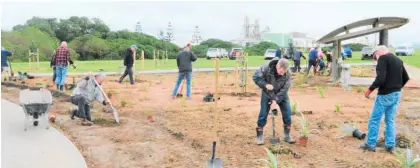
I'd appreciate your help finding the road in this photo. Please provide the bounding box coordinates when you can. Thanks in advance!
[1,99,87,168]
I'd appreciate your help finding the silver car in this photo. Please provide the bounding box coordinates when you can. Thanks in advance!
[361,47,374,60]
[264,49,277,60]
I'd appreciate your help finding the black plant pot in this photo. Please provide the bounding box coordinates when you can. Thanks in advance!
[352,129,366,140]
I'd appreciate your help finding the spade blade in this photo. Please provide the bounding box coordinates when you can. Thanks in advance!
[207,158,223,168]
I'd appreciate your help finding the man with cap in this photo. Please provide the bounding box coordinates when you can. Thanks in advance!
[118,45,137,84]
[69,71,108,126]
[360,45,410,153]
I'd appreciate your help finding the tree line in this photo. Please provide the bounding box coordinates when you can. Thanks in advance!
[2,16,366,62]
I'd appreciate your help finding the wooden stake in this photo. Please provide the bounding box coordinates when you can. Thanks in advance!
[36,48,40,70]
[133,50,136,81]
[212,58,220,141]
[141,50,145,80]
[165,50,168,64]
[157,50,160,67]
[28,50,31,71]
[153,49,156,68]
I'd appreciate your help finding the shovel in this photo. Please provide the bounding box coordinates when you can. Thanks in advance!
[269,109,280,145]
[207,58,223,168]
[176,79,185,97]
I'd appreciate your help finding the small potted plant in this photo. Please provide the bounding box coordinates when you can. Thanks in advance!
[298,112,309,146]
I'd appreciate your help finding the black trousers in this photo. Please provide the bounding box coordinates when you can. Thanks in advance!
[119,66,134,84]
[293,60,301,72]
[70,95,91,121]
[52,67,56,82]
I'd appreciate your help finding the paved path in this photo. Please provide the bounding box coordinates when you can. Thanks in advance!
[1,99,87,168]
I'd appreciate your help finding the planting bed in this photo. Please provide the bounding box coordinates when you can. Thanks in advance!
[2,72,420,168]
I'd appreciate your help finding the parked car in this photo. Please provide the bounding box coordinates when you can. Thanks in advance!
[264,49,277,60]
[220,48,228,58]
[395,46,415,56]
[361,46,374,60]
[229,48,244,60]
[206,48,221,59]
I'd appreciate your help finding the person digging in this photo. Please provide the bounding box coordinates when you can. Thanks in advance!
[253,57,296,145]
[69,72,108,126]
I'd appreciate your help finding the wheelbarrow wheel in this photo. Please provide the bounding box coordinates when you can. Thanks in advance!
[33,121,38,126]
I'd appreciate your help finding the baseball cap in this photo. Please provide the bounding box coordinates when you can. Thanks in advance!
[131,45,138,49]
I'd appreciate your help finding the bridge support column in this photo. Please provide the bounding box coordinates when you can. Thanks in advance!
[331,40,342,82]
[379,29,389,46]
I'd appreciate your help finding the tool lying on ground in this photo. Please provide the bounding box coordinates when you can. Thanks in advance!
[207,58,223,168]
[176,79,185,97]
[18,71,35,80]
[203,92,221,102]
[269,108,280,145]
[91,72,120,124]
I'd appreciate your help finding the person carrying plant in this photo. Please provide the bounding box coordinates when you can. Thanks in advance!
[360,45,410,153]
[171,43,197,99]
[69,71,109,126]
[253,57,296,145]
[118,45,137,85]
[53,41,75,91]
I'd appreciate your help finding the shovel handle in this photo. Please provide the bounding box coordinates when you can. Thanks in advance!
[211,141,217,160]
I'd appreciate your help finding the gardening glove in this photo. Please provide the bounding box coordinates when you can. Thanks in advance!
[364,88,373,99]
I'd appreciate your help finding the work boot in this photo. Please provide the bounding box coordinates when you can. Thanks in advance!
[360,143,376,152]
[56,84,60,90]
[80,118,93,126]
[386,146,395,154]
[283,125,296,144]
[69,108,77,120]
[256,127,264,145]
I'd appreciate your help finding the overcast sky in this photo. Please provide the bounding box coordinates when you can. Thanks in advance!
[1,1,419,46]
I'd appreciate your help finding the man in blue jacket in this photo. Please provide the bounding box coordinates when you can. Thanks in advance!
[253,57,296,145]
[275,48,282,58]
[306,47,319,76]
[1,47,13,80]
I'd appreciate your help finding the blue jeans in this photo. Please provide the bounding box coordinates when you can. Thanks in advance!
[257,92,292,127]
[365,91,401,148]
[55,66,68,86]
[171,72,192,97]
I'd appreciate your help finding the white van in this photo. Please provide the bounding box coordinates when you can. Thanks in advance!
[206,48,221,59]
[395,45,415,56]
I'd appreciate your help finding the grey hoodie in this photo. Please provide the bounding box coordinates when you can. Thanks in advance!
[71,76,105,104]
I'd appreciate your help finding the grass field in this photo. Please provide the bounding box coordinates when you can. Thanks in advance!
[8,50,419,73]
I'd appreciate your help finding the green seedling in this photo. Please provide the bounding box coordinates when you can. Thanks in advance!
[316,86,325,98]
[394,148,420,168]
[356,87,366,93]
[291,101,298,115]
[259,147,278,168]
[335,104,341,113]
[120,100,127,108]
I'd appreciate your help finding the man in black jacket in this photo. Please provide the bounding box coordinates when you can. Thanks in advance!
[171,44,197,99]
[252,57,296,145]
[360,45,410,153]
[118,45,137,84]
